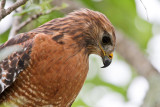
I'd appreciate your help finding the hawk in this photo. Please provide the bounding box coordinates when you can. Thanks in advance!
[0,9,116,106]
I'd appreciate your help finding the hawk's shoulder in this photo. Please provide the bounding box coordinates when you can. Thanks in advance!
[0,32,36,94]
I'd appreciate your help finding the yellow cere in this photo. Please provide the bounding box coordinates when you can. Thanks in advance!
[109,53,113,59]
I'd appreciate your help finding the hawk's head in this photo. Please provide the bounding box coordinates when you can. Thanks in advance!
[67,9,116,68]
[36,8,116,68]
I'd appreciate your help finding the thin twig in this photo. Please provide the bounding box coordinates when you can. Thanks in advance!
[140,0,149,21]
[8,7,23,40]
[15,6,64,33]
[16,13,43,33]
[0,0,28,20]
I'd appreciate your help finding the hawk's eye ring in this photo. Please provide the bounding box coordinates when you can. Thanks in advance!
[102,36,111,45]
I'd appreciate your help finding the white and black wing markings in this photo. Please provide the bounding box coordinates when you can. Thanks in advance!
[0,33,33,94]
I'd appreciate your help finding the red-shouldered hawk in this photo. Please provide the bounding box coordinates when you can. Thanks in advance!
[0,9,116,106]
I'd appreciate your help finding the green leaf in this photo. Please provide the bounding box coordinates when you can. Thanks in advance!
[0,29,9,44]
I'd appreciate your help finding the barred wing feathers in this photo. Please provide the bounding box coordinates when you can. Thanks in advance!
[0,33,34,94]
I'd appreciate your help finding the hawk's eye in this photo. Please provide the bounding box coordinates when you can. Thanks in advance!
[102,36,111,45]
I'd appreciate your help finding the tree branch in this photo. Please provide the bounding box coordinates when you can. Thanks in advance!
[16,13,42,32]
[115,31,160,107]
[0,0,6,10]
[0,0,28,21]
[16,6,62,33]
[8,7,22,40]
[9,6,66,38]
[115,30,159,78]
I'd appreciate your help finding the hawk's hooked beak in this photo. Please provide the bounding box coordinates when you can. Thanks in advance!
[101,53,113,68]
[98,43,113,68]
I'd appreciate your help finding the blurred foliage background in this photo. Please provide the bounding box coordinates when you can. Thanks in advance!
[0,0,159,107]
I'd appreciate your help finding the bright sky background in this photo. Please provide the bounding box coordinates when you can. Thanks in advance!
[0,0,160,107]
[0,1,13,34]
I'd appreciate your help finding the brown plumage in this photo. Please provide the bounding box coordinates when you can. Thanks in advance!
[0,9,116,106]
